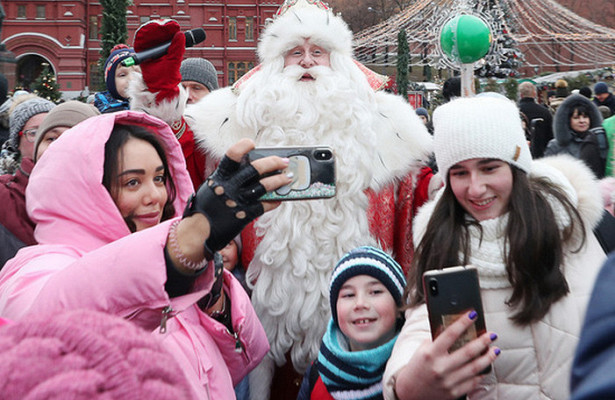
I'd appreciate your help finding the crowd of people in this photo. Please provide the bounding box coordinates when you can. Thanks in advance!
[0,0,613,399]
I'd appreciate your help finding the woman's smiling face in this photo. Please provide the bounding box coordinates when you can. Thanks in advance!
[112,137,168,232]
[449,158,513,221]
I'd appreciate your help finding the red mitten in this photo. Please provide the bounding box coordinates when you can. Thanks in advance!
[133,19,185,104]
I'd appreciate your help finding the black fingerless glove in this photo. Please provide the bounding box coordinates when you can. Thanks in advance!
[183,155,267,259]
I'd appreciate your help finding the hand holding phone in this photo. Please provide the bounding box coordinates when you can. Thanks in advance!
[423,265,487,351]
[247,146,336,201]
[396,309,498,400]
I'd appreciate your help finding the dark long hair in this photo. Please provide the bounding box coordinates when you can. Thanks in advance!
[102,124,177,232]
[407,166,586,325]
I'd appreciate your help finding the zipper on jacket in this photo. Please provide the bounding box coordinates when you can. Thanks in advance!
[229,326,251,363]
[159,306,173,334]
[233,330,244,353]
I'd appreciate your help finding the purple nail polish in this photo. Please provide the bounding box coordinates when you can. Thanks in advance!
[468,311,477,320]
[490,333,498,341]
[494,348,501,356]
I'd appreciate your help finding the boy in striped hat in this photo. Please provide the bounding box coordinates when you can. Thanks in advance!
[297,246,406,400]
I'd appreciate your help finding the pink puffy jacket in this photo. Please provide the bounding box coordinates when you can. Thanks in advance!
[0,111,269,399]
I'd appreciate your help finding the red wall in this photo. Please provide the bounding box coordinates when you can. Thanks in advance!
[0,0,282,98]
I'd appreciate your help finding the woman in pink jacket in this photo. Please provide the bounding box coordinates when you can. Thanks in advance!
[0,110,292,399]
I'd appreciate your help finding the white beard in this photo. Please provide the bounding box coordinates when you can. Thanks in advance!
[241,64,380,373]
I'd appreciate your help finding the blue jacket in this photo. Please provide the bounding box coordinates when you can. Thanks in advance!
[571,252,615,399]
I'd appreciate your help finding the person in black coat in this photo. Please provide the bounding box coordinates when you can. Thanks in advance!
[518,81,554,158]
[593,82,615,115]
[545,94,608,178]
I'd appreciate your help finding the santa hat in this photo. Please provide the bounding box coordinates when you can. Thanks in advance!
[258,0,353,65]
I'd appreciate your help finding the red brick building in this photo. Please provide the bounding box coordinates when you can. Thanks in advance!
[0,0,283,99]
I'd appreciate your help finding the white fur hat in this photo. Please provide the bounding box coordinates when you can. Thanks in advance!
[433,96,532,179]
[257,0,353,65]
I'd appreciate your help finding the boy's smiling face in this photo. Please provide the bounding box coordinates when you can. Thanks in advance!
[336,275,398,351]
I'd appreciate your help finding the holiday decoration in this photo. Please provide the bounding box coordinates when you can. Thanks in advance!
[396,29,410,99]
[98,0,130,91]
[440,15,491,64]
[32,64,61,103]
[354,0,615,78]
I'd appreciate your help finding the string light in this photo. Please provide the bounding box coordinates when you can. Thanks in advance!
[354,0,615,74]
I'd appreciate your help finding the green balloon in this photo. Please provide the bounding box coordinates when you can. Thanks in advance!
[440,15,492,63]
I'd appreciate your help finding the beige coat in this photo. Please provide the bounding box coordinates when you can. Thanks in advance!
[383,155,606,400]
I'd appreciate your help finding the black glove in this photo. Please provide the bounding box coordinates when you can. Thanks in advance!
[183,155,267,258]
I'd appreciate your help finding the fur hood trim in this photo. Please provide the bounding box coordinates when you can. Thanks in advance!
[414,154,603,247]
[258,6,353,65]
[128,72,187,125]
[553,94,603,146]
[534,154,604,229]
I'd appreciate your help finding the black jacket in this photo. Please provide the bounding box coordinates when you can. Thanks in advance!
[0,223,25,270]
[519,97,554,158]
[593,92,615,116]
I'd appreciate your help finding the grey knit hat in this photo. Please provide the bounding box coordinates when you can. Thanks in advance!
[180,58,219,92]
[33,101,100,162]
[9,97,55,148]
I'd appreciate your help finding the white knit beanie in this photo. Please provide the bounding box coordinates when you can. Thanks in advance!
[433,96,532,180]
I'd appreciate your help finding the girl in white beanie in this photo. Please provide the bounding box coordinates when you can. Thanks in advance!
[383,96,606,400]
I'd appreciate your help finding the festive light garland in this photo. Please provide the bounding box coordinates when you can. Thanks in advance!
[353,0,615,74]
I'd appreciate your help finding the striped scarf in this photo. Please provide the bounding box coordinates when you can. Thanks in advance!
[317,319,398,400]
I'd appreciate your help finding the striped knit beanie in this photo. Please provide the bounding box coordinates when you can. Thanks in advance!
[104,44,135,100]
[329,246,406,327]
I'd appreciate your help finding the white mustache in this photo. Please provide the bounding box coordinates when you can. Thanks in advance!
[282,65,331,80]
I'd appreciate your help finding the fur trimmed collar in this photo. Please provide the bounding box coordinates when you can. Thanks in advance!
[187,86,433,191]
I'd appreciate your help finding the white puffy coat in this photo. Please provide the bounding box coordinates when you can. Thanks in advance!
[383,155,606,400]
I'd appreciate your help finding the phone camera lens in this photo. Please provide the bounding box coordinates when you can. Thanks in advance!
[428,279,438,296]
[314,149,332,161]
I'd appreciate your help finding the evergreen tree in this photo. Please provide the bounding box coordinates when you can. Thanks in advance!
[504,78,518,100]
[476,0,524,79]
[32,64,61,103]
[483,78,500,94]
[98,0,130,91]
[396,29,409,100]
